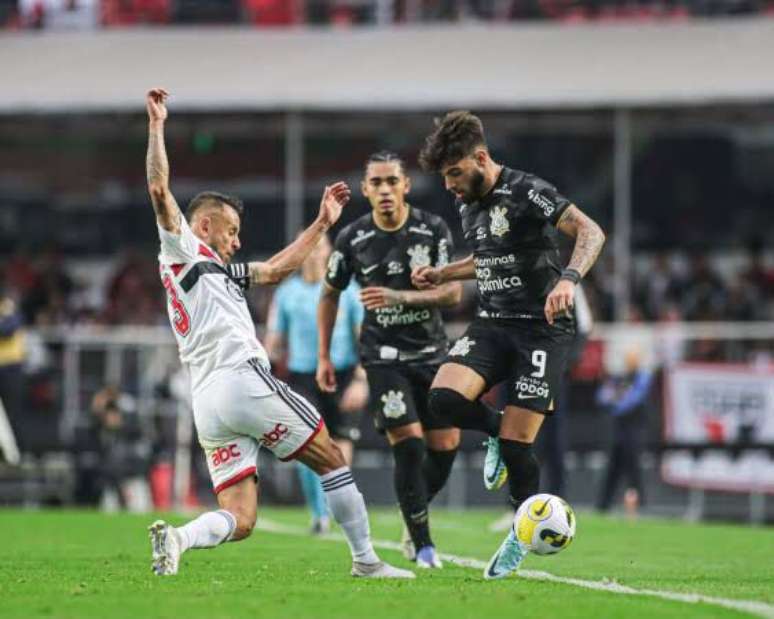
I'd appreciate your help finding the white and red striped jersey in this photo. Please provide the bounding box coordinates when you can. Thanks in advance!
[157,217,269,394]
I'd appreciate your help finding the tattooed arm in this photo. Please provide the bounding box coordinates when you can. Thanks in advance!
[543,205,605,325]
[556,205,606,277]
[145,88,183,234]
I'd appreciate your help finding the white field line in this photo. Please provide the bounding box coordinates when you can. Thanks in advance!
[257,519,774,619]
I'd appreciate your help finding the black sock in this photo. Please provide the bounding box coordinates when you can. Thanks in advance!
[423,448,457,504]
[499,438,540,512]
[392,437,432,549]
[428,388,501,437]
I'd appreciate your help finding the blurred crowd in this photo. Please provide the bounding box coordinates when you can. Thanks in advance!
[1,244,772,330]
[1,0,773,30]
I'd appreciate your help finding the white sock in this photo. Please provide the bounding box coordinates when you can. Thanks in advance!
[320,467,380,565]
[175,510,237,553]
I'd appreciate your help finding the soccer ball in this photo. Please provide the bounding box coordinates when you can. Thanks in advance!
[514,493,576,556]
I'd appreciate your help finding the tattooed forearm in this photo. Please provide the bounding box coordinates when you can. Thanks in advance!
[146,121,181,231]
[557,205,606,277]
[146,127,169,191]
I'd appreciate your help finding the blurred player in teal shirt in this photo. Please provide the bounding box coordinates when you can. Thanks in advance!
[266,236,367,534]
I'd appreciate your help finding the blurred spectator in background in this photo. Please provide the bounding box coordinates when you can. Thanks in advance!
[595,345,653,517]
[0,277,25,464]
[681,254,727,321]
[538,283,594,497]
[104,249,163,325]
[19,0,97,29]
[265,235,367,534]
[76,385,153,511]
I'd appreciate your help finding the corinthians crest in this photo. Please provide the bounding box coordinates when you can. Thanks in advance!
[448,336,475,357]
[489,206,510,238]
[327,250,344,279]
[381,390,407,419]
[407,244,431,269]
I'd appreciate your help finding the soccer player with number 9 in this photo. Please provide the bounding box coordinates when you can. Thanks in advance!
[413,111,604,579]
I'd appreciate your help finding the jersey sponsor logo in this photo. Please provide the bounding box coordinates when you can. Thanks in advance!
[448,336,475,357]
[327,250,345,280]
[361,264,379,276]
[527,188,556,217]
[260,423,289,448]
[374,305,431,327]
[475,226,487,241]
[489,206,510,238]
[493,184,512,196]
[409,224,434,237]
[407,244,432,270]
[514,376,550,399]
[350,229,376,246]
[387,261,404,275]
[211,443,242,467]
[381,390,407,419]
[477,274,523,293]
[437,238,449,267]
[474,254,516,268]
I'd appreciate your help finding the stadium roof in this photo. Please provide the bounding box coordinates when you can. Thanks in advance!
[2,18,774,112]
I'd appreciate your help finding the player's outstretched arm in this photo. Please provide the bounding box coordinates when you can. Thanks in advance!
[359,282,462,310]
[246,183,351,286]
[544,204,606,325]
[411,254,475,290]
[317,282,342,393]
[146,88,183,234]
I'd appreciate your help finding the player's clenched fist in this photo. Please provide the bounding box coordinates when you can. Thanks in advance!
[411,265,442,290]
[146,88,169,123]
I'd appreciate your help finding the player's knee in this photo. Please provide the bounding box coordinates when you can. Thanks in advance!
[427,387,467,424]
[231,511,256,541]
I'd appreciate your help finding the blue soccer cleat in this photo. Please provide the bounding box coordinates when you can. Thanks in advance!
[483,436,508,491]
[483,526,528,580]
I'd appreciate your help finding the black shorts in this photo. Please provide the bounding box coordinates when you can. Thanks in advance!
[365,363,453,433]
[444,317,574,415]
[288,369,361,442]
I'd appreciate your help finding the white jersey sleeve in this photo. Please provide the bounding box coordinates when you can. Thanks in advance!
[158,216,200,264]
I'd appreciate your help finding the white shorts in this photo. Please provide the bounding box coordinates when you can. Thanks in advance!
[193,359,323,494]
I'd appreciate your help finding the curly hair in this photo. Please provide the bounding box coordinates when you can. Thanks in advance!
[186,191,244,223]
[418,111,487,172]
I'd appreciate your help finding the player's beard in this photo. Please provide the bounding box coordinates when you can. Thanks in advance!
[467,168,486,202]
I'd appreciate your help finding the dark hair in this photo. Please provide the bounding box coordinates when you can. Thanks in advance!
[418,111,487,172]
[364,150,406,176]
[186,191,244,223]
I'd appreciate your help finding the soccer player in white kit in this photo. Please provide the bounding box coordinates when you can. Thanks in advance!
[144,88,413,580]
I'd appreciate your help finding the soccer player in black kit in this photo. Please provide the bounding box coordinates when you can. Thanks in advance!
[414,112,605,579]
[317,151,501,569]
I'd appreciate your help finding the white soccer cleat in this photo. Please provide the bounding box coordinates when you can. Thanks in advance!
[415,545,443,569]
[148,520,181,576]
[351,561,416,579]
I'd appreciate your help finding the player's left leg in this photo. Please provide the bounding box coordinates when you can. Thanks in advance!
[295,425,415,579]
[484,406,544,580]
[485,324,573,580]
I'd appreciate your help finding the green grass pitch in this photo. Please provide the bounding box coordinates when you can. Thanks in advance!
[1,507,772,619]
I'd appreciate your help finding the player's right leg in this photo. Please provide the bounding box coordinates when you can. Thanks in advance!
[427,363,507,490]
[149,464,258,576]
